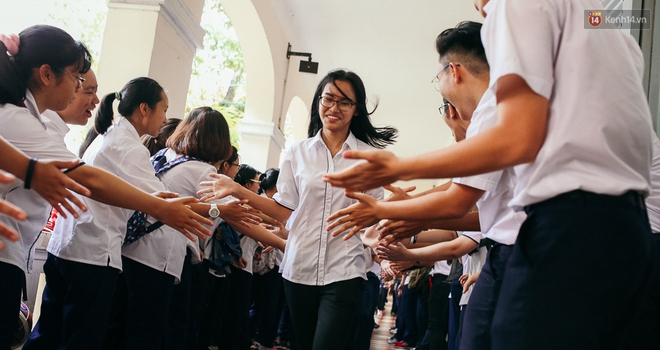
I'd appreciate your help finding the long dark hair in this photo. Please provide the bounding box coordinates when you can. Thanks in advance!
[141,118,182,156]
[79,77,164,157]
[258,168,279,195]
[166,106,232,164]
[234,164,260,187]
[0,25,91,105]
[308,69,397,149]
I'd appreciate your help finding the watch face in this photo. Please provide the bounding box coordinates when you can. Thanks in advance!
[209,207,220,218]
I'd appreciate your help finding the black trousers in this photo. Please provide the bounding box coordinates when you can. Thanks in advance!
[0,262,25,350]
[491,190,657,350]
[459,244,512,350]
[283,277,364,350]
[24,254,119,350]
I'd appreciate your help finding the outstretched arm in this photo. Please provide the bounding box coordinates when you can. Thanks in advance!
[377,236,478,263]
[323,75,548,191]
[0,137,90,218]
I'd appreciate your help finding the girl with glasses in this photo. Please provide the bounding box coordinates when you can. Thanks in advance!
[199,69,397,349]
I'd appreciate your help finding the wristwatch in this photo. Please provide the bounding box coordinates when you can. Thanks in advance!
[208,204,220,218]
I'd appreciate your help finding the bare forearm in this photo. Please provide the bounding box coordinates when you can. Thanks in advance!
[420,211,481,232]
[408,237,477,262]
[67,165,162,212]
[232,186,291,222]
[378,185,483,221]
[0,138,31,180]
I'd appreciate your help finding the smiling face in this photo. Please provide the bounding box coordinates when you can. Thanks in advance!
[58,69,99,125]
[318,80,358,137]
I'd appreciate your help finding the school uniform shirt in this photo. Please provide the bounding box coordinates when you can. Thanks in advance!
[153,148,226,279]
[646,132,660,233]
[235,235,259,275]
[48,118,167,271]
[453,90,525,245]
[482,0,652,209]
[42,110,69,148]
[0,90,79,273]
[274,131,384,286]
[459,246,488,306]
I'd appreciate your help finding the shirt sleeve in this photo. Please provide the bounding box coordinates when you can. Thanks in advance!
[483,0,559,100]
[273,148,298,211]
[0,108,77,160]
[453,170,503,193]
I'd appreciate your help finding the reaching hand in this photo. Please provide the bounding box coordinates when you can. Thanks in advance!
[152,191,179,199]
[462,270,481,294]
[220,200,262,229]
[322,149,401,192]
[155,196,213,241]
[197,173,236,202]
[326,191,380,240]
[390,260,415,272]
[376,241,412,262]
[31,159,91,219]
[383,185,415,202]
[378,219,425,244]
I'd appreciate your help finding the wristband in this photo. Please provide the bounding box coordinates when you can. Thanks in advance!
[23,158,37,189]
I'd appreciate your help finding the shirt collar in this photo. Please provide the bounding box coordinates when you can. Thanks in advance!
[42,109,70,136]
[307,130,359,152]
[24,90,47,130]
[117,117,140,140]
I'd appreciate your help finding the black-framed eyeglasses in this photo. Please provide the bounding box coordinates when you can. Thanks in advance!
[319,96,355,112]
[65,71,85,84]
[438,101,453,116]
[431,62,460,92]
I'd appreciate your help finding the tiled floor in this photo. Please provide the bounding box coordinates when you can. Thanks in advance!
[370,300,399,350]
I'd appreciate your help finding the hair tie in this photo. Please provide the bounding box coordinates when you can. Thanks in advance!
[115,91,121,101]
[0,33,20,56]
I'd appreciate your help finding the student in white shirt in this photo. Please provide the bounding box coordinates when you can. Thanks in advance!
[150,109,285,349]
[325,2,657,349]
[199,69,398,350]
[0,26,212,350]
[25,76,214,350]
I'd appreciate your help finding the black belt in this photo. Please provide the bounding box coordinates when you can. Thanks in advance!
[526,190,646,213]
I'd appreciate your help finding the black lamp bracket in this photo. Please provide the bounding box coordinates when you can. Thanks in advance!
[286,43,313,61]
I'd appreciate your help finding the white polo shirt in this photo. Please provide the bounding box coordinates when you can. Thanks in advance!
[0,91,79,273]
[482,0,652,209]
[453,91,525,245]
[274,131,384,286]
[48,118,166,271]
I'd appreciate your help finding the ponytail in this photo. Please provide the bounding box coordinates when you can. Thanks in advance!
[0,25,91,106]
[79,93,117,157]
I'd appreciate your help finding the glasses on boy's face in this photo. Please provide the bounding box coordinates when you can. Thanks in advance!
[431,62,460,92]
[319,96,355,112]
[438,101,453,116]
[65,71,85,84]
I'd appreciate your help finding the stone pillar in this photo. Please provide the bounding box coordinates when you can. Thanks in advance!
[97,0,205,119]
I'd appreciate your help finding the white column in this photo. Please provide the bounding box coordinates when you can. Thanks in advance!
[97,0,205,119]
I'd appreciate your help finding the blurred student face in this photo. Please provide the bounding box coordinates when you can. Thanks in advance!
[59,69,99,125]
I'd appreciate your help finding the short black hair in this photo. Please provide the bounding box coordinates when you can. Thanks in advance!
[435,21,489,77]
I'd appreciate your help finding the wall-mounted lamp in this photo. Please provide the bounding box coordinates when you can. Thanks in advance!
[286,43,318,74]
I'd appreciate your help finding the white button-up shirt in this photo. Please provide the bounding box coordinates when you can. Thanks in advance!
[454,90,526,245]
[482,0,652,209]
[48,118,166,271]
[274,131,384,286]
[0,91,78,272]
[152,148,224,279]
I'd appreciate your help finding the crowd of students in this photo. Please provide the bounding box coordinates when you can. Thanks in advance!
[2,0,660,349]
